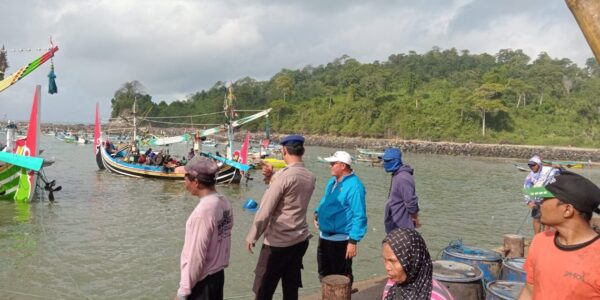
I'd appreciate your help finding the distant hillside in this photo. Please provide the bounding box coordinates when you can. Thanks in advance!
[109,47,600,147]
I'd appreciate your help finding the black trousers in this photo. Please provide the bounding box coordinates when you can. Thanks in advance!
[188,269,224,300]
[317,238,353,284]
[253,239,309,300]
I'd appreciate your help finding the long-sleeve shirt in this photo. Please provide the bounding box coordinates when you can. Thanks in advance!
[315,173,367,242]
[384,165,419,233]
[178,193,233,296]
[246,162,316,247]
[523,166,560,204]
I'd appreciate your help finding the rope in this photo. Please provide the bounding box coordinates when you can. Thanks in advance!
[515,209,531,235]
[138,118,220,126]
[142,111,225,119]
[6,48,51,53]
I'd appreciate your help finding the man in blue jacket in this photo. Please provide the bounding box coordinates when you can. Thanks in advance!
[314,150,367,285]
[380,148,420,233]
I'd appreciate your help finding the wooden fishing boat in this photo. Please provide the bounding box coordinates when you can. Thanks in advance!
[0,86,60,201]
[96,144,243,183]
[0,44,61,201]
[94,104,245,184]
[356,148,383,165]
[542,160,587,169]
[94,85,264,184]
[514,164,529,172]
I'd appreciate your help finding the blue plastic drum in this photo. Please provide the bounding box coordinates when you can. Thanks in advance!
[433,260,485,300]
[486,280,525,300]
[500,258,526,283]
[441,243,502,283]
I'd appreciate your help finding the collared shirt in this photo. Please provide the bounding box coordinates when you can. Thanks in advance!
[246,162,316,247]
[178,193,233,296]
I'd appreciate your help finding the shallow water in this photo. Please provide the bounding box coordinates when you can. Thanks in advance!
[1,135,599,299]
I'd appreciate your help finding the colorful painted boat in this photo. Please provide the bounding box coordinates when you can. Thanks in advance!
[262,158,286,169]
[94,104,244,184]
[0,85,42,201]
[0,46,59,93]
[542,160,586,169]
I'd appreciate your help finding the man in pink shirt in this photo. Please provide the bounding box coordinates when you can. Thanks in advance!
[176,156,233,300]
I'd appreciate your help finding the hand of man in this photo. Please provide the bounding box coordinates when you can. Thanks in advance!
[245,241,255,254]
[262,163,274,183]
[411,214,421,228]
[527,202,536,208]
[345,243,357,259]
[313,218,319,229]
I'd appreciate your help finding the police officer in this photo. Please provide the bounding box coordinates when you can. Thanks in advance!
[245,135,316,300]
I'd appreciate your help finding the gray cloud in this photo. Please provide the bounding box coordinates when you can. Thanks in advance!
[0,0,593,122]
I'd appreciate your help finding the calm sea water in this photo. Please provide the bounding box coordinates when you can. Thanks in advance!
[1,135,599,299]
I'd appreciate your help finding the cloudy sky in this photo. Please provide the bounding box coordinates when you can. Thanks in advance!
[0,0,593,123]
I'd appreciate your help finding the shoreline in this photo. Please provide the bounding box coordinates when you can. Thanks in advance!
[298,134,600,162]
[23,121,600,161]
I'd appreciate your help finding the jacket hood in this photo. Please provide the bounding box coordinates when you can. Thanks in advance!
[393,164,414,176]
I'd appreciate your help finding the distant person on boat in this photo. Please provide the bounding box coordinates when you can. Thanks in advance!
[245,134,316,300]
[144,148,153,157]
[176,156,233,300]
[519,171,600,300]
[380,148,420,233]
[314,150,367,287]
[187,148,195,160]
[146,151,156,164]
[381,228,454,300]
[523,155,561,234]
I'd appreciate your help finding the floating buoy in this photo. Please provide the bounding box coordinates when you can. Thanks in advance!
[243,199,258,212]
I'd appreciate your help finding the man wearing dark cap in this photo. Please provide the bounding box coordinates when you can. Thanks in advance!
[380,148,420,233]
[245,134,316,300]
[176,156,233,300]
[519,171,600,300]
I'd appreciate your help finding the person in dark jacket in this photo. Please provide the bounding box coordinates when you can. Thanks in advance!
[380,148,420,233]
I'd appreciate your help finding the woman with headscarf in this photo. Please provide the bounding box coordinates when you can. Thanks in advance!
[381,228,454,300]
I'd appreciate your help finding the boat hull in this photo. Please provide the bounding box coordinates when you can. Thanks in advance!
[98,146,241,184]
[0,85,42,202]
[0,164,38,201]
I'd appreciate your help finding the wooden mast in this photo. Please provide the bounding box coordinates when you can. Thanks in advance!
[566,0,600,63]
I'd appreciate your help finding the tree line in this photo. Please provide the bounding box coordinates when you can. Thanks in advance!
[110,47,600,147]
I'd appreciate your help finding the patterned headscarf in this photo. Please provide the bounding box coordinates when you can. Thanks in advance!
[383,228,433,300]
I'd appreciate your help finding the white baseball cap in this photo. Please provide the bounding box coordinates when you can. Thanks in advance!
[324,151,353,166]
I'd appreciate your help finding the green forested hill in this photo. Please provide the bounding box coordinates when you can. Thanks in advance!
[110,47,600,147]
